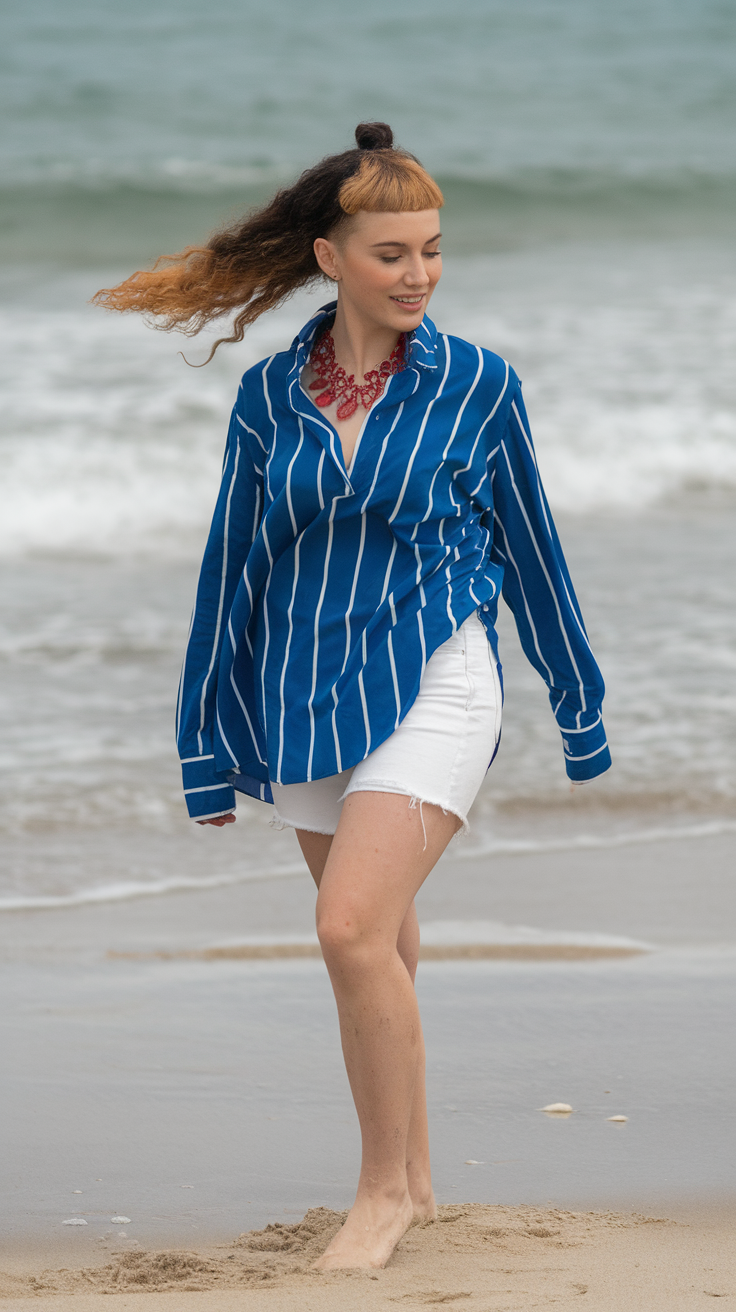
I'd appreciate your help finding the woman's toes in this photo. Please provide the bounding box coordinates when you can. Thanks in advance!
[312,1195,414,1269]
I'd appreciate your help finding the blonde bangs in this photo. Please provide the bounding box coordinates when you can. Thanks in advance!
[338,154,444,216]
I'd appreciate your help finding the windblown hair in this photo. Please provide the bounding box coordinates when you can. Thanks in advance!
[93,122,443,362]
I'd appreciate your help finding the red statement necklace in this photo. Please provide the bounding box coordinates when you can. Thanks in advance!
[308,329,407,420]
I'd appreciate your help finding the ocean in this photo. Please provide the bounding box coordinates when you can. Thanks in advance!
[2,0,736,908]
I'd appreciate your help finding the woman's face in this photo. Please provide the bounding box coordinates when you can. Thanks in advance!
[313,209,442,334]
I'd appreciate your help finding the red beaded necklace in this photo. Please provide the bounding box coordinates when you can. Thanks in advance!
[308,329,407,420]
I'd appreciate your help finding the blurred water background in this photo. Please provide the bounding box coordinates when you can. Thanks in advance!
[2,0,736,907]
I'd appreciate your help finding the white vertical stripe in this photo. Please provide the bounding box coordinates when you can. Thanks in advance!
[468,445,500,501]
[276,533,302,782]
[216,704,239,767]
[380,537,398,604]
[285,422,305,536]
[261,356,278,436]
[176,607,195,743]
[331,685,342,773]
[236,412,268,455]
[510,399,594,655]
[445,561,457,632]
[251,483,262,543]
[500,441,586,709]
[360,402,405,512]
[411,343,485,541]
[258,520,274,730]
[413,543,427,608]
[289,375,350,484]
[388,340,452,525]
[227,618,267,764]
[358,668,371,754]
[197,436,241,754]
[241,567,255,657]
[494,510,555,685]
[448,359,510,519]
[306,503,337,780]
[342,514,367,669]
[416,608,427,679]
[261,356,279,502]
[387,630,401,726]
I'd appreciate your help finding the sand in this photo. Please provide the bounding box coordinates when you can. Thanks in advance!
[2,831,735,1303]
[2,1203,735,1310]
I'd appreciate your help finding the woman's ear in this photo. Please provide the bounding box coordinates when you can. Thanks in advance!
[313,237,341,281]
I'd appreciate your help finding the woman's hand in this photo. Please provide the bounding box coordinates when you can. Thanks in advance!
[197,813,236,826]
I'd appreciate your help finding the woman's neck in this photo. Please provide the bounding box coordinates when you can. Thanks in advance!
[329,298,402,380]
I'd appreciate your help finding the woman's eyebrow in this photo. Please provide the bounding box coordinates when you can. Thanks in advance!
[370,233,442,248]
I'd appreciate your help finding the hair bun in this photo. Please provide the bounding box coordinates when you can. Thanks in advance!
[355,121,394,151]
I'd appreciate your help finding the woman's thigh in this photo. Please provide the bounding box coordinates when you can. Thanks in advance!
[315,790,458,943]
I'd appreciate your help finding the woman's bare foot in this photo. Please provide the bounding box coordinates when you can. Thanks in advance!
[410,1185,437,1223]
[406,1159,437,1222]
[311,1191,414,1270]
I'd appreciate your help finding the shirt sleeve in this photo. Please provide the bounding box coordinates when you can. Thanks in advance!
[176,402,264,819]
[489,385,611,782]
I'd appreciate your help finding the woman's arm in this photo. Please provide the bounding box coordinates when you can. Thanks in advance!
[489,385,611,783]
[176,399,265,820]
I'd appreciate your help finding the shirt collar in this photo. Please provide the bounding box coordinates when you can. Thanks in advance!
[290,300,439,373]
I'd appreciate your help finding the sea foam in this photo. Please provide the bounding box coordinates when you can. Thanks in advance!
[2,244,735,559]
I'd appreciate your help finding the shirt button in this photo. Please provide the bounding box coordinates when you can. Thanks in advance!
[482,605,489,612]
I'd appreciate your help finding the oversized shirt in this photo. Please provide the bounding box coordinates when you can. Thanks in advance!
[177,301,611,820]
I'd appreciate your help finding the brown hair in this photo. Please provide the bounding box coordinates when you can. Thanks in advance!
[92,122,443,362]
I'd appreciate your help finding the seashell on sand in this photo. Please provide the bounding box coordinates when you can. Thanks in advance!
[539,1102,573,1114]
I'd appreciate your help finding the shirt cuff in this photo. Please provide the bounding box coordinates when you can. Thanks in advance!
[560,719,612,782]
[181,755,237,819]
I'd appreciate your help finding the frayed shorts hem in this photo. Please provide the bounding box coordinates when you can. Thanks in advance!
[269,815,334,836]
[342,780,469,838]
[271,783,469,839]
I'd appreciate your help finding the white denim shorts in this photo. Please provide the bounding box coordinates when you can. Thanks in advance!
[270,611,502,837]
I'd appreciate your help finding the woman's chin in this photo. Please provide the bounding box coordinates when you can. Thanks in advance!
[385,307,426,332]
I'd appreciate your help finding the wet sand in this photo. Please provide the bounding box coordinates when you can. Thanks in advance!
[1,830,734,1300]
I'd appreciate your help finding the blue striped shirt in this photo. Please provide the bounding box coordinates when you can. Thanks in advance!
[177,301,611,820]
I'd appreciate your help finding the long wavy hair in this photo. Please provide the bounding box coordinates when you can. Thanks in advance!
[92,123,444,362]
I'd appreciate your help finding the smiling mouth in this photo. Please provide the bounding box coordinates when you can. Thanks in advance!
[391,295,425,305]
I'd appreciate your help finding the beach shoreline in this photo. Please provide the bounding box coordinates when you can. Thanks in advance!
[2,1200,735,1310]
[2,833,735,1262]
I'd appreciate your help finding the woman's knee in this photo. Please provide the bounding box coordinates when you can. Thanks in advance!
[317,906,363,958]
[316,902,384,970]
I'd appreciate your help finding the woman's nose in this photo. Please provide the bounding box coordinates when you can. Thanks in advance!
[403,257,429,286]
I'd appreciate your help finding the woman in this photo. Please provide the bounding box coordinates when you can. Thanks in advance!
[95,122,611,1270]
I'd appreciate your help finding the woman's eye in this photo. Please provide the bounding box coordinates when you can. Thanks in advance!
[380,256,401,264]
[425,250,441,258]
